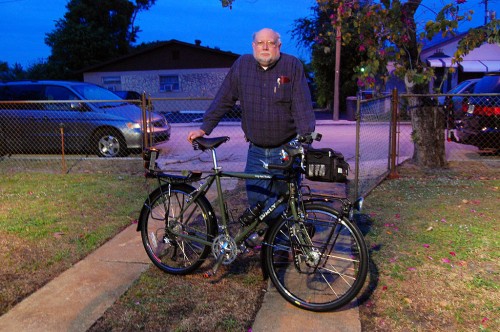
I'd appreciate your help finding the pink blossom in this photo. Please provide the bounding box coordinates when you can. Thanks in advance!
[423,244,430,248]
[367,77,375,84]
[442,258,451,264]
[359,45,366,52]
[407,267,416,271]
[449,251,456,256]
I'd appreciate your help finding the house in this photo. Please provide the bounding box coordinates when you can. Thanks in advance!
[83,39,240,98]
[421,30,500,92]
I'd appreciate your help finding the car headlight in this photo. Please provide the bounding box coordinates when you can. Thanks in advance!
[127,122,141,129]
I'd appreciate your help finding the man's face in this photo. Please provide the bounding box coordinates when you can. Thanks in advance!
[252,29,281,67]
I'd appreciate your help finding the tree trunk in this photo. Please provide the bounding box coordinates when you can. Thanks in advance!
[410,105,447,168]
[405,77,447,168]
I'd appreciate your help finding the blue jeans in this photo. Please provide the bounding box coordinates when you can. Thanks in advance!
[244,143,289,222]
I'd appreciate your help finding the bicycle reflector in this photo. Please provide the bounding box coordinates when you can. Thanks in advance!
[143,148,159,171]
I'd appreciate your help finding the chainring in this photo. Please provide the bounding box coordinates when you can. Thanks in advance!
[212,234,238,265]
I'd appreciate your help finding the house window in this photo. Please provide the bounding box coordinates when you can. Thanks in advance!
[159,75,180,92]
[102,76,121,85]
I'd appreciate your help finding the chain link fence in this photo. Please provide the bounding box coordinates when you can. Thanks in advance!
[352,91,499,198]
[354,95,398,198]
[1,93,498,194]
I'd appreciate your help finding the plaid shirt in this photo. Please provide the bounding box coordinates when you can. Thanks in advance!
[201,53,315,147]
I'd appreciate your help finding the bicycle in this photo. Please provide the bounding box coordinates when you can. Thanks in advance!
[137,132,368,312]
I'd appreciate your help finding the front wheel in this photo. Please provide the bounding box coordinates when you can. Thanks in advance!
[139,183,217,275]
[263,203,368,312]
[93,129,128,157]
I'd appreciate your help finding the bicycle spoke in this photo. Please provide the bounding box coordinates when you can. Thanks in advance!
[265,204,368,311]
[141,184,216,275]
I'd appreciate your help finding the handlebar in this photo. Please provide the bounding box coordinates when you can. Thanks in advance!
[266,154,295,170]
[297,132,322,144]
[265,132,322,171]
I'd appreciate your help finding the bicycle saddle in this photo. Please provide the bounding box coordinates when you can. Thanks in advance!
[192,136,230,151]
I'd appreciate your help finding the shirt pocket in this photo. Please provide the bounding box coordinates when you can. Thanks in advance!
[273,81,292,104]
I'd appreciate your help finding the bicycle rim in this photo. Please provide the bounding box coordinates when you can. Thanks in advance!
[265,203,368,311]
[140,184,216,275]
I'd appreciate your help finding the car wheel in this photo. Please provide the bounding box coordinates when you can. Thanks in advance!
[93,129,129,158]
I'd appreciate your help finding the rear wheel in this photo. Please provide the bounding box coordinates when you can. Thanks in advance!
[93,129,128,157]
[140,183,217,275]
[264,203,368,312]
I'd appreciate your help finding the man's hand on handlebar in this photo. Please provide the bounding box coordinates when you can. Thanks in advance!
[296,132,322,144]
[187,129,206,143]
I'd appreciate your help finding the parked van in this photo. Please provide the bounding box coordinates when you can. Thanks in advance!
[0,81,170,157]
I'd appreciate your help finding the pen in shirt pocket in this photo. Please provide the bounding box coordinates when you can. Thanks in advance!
[275,75,290,93]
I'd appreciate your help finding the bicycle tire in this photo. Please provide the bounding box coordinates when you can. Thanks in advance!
[264,203,368,312]
[140,183,217,275]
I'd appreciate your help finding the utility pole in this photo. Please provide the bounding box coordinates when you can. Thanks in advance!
[481,0,489,24]
[333,5,341,121]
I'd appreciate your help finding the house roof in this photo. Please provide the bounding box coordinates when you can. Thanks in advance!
[83,39,241,73]
[421,28,500,72]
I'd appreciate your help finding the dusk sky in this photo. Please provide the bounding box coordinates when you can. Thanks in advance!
[0,0,495,69]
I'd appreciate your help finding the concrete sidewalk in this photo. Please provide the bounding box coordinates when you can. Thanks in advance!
[0,223,150,332]
[0,181,361,332]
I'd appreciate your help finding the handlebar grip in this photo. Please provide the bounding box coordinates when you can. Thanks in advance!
[266,156,295,170]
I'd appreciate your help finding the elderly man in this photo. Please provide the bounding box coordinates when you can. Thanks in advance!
[188,28,315,230]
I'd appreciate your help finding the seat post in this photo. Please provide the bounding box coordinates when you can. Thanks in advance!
[210,148,221,171]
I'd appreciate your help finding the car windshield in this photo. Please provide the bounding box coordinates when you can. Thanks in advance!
[474,75,500,93]
[71,84,126,108]
[71,84,122,100]
[448,80,474,94]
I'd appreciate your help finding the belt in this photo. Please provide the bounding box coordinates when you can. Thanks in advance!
[249,135,296,149]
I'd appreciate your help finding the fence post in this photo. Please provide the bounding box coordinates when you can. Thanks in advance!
[388,88,399,179]
[141,92,149,150]
[354,94,361,199]
[59,123,67,174]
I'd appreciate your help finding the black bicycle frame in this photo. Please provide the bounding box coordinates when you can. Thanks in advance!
[153,166,303,248]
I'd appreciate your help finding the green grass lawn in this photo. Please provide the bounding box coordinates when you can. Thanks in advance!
[0,172,147,315]
[1,160,498,332]
[358,161,499,331]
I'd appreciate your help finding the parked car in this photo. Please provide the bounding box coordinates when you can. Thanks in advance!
[0,81,170,157]
[439,79,479,128]
[454,72,500,152]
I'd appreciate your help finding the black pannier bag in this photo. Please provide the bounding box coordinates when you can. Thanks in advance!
[304,147,349,182]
